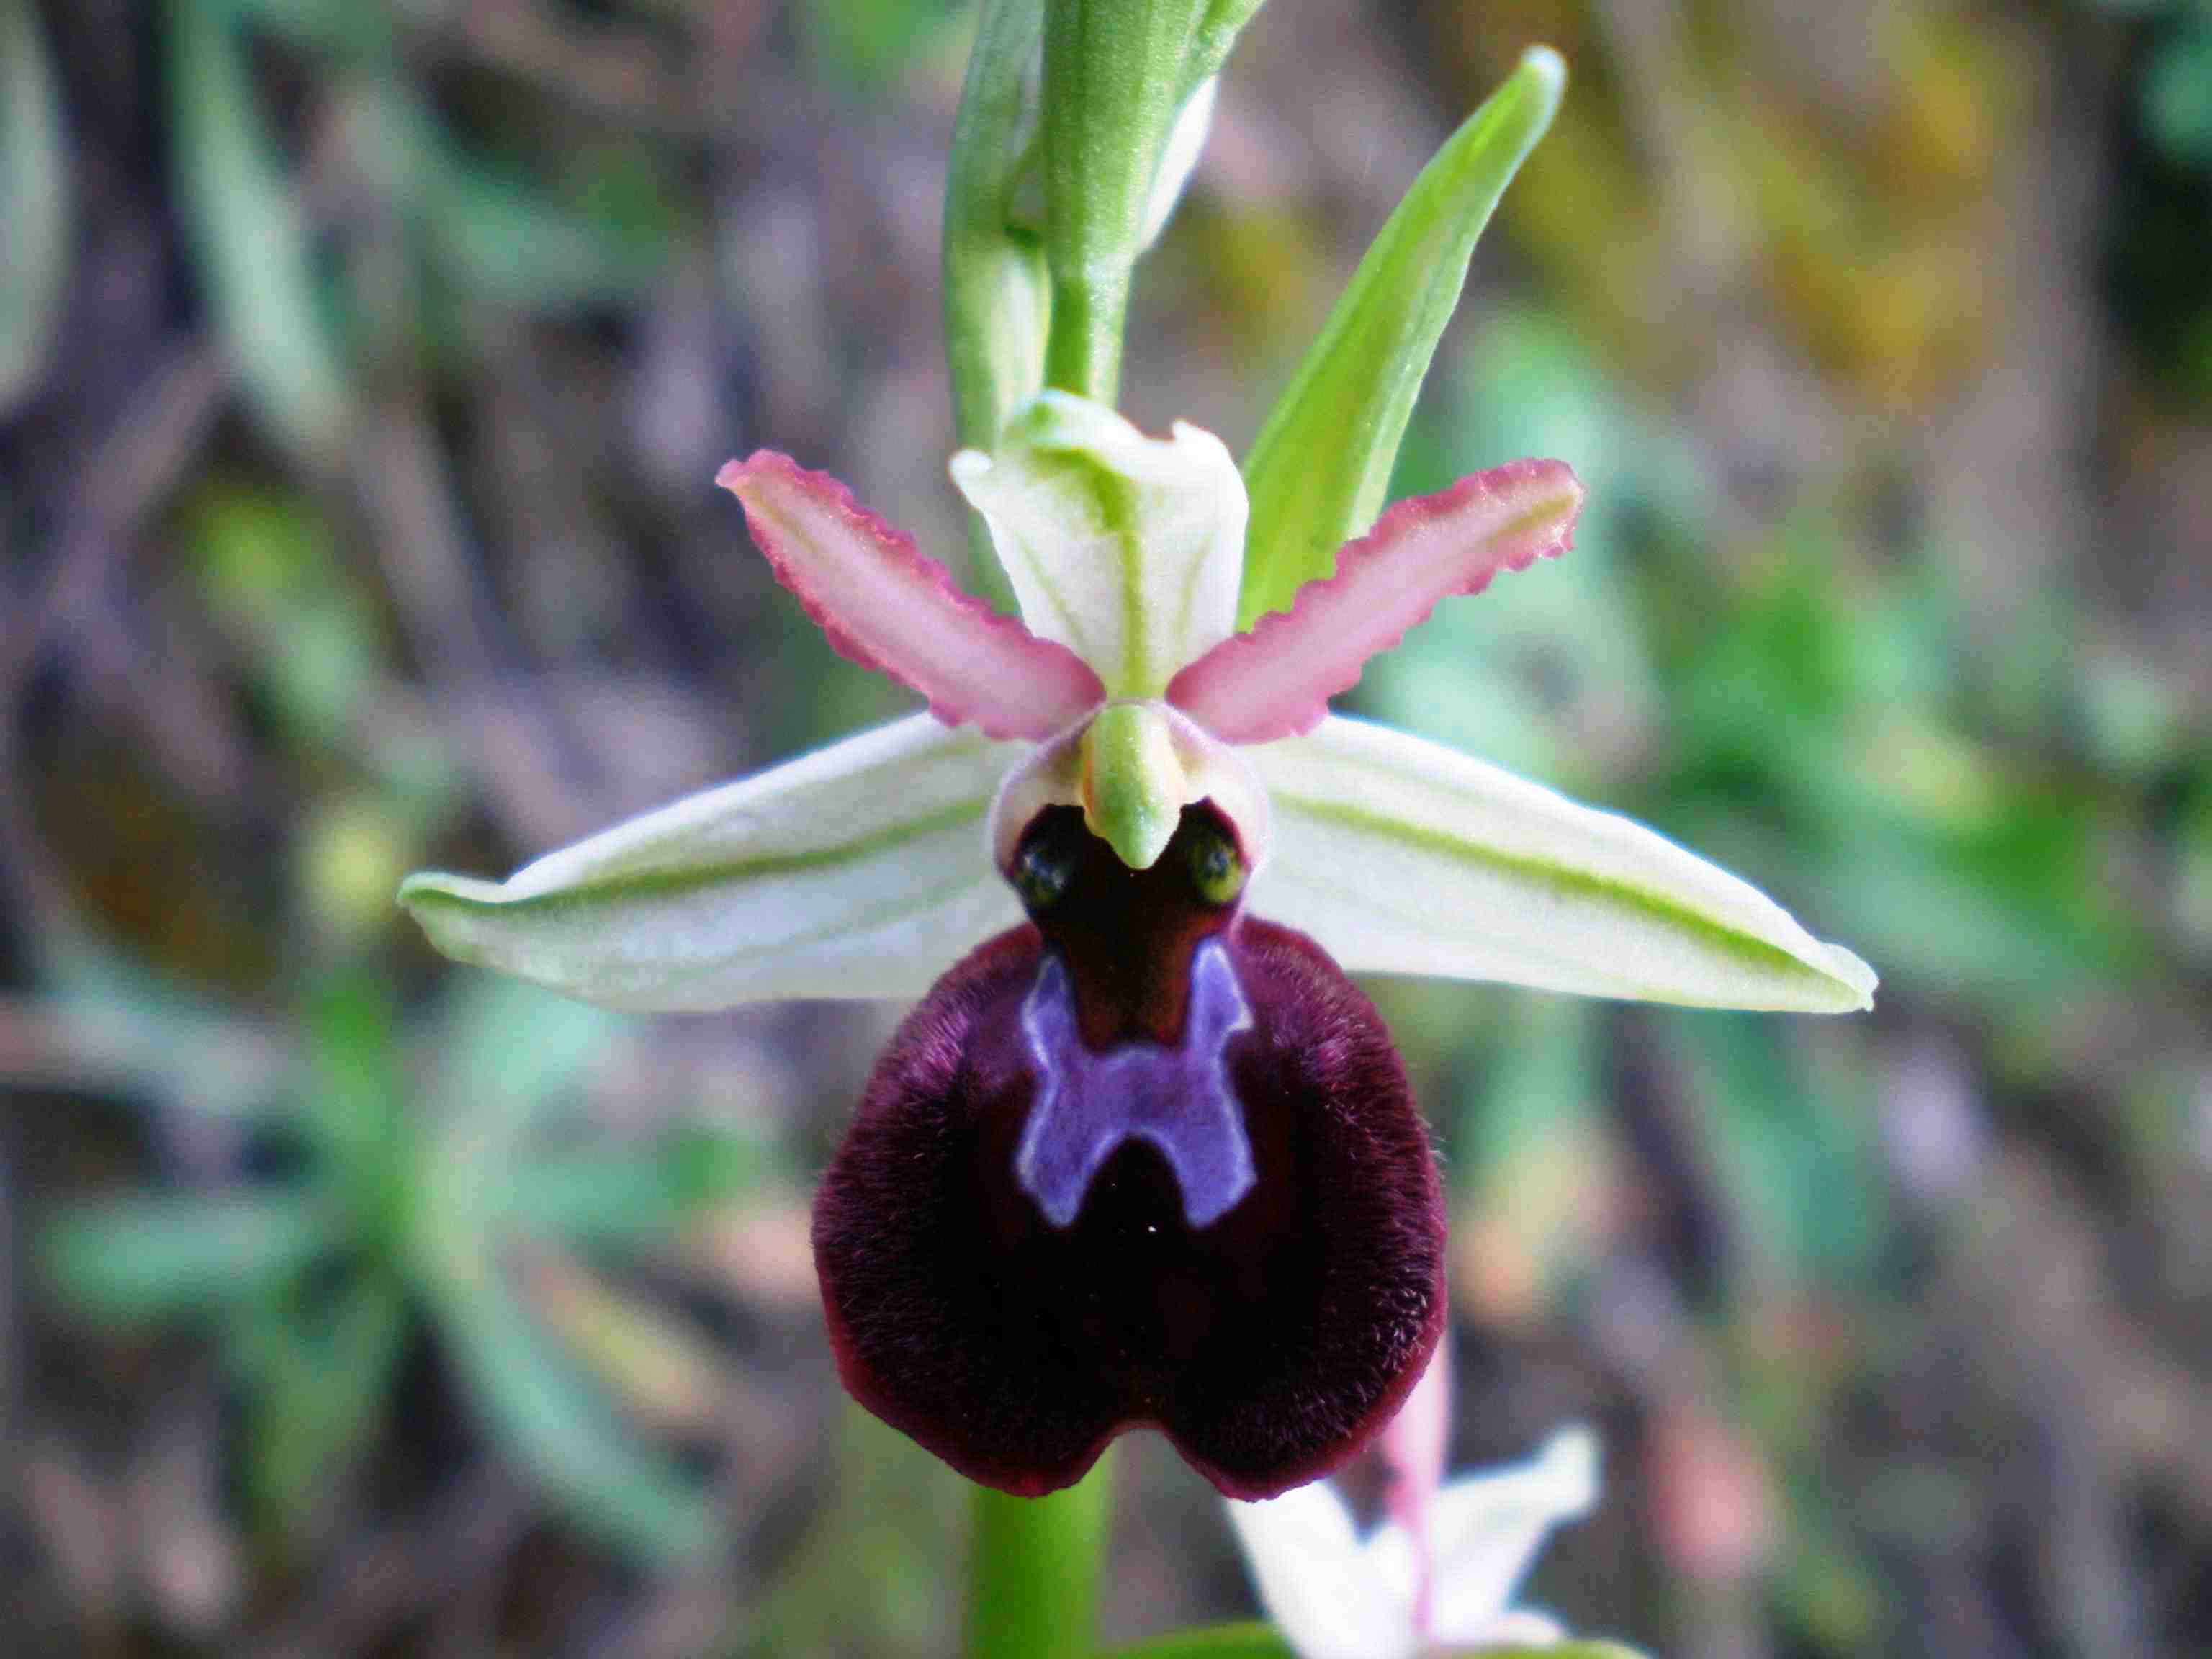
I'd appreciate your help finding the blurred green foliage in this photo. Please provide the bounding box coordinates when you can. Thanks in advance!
[40,967,753,1560]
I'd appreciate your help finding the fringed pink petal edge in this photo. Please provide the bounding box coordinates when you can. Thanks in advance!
[719,452,1104,742]
[1166,459,1583,745]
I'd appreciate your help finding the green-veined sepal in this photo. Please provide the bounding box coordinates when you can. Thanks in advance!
[1244,716,1875,1012]
[400,716,1024,1010]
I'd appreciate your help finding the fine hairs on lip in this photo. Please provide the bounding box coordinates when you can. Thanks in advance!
[811,805,1446,1499]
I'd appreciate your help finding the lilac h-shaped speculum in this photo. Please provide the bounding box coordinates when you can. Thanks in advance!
[1015,938,1257,1228]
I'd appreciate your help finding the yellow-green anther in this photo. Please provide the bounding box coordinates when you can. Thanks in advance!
[1079,702,1187,869]
[1239,45,1565,626]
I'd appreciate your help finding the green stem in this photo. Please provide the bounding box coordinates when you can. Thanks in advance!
[1040,0,1203,406]
[1043,263,1128,404]
[965,1452,1117,1659]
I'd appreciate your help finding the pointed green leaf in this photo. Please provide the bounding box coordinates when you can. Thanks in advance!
[951,392,1245,697]
[1246,716,1875,1012]
[945,0,1051,453]
[1238,46,1565,626]
[416,1220,716,1560]
[240,1274,407,1534]
[163,0,349,463]
[0,0,69,413]
[400,714,1023,1010]
[40,1191,345,1323]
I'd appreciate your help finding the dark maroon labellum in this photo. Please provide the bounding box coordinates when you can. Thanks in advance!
[812,806,1445,1499]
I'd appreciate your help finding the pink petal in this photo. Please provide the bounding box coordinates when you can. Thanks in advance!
[1380,1334,1453,1637]
[719,452,1104,741]
[1166,459,1583,744]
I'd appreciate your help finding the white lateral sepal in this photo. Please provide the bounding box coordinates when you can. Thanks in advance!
[1245,716,1876,1012]
[400,715,1022,1010]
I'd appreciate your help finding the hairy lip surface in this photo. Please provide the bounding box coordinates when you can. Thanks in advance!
[811,910,1446,1499]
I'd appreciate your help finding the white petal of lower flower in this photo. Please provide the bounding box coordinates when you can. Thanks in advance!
[1449,1609,1569,1650]
[1426,1429,1598,1647]
[950,392,1246,699]
[1244,716,1876,1012]
[400,715,1023,1010]
[1227,1482,1413,1659]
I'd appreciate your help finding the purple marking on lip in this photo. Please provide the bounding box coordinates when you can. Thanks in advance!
[1014,938,1257,1228]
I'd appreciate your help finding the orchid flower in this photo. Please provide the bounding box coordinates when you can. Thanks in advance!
[1229,1407,1606,1658]
[398,382,1871,1501]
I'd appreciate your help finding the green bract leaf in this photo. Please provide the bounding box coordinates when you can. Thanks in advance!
[1138,74,1218,247]
[1238,45,1564,626]
[0,0,68,414]
[951,392,1245,698]
[163,0,350,464]
[945,0,1051,460]
[1245,716,1875,1011]
[400,714,1022,1010]
[40,1191,346,1323]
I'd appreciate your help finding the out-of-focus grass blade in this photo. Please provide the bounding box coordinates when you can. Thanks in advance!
[40,1190,344,1323]
[2144,16,2212,166]
[396,93,667,313]
[163,0,349,464]
[189,480,381,750]
[239,1273,407,1534]
[435,975,624,1148]
[211,0,389,60]
[0,0,68,413]
[42,943,295,1121]
[418,1223,716,1560]
[1238,47,1564,626]
[806,0,964,91]
[303,968,409,1244]
[1666,1012,1885,1287]
[498,1128,762,1249]
[526,1254,726,1435]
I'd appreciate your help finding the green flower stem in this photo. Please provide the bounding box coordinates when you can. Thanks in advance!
[1040,0,1206,404]
[966,1452,1118,1659]
[1043,260,1133,406]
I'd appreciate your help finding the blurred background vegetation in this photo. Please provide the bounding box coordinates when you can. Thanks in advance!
[0,0,2207,1654]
